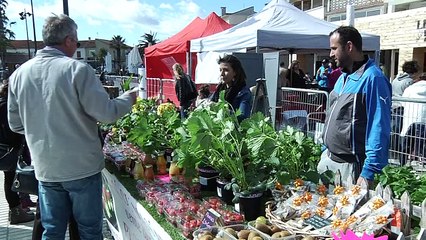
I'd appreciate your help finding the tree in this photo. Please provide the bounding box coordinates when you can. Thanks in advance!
[97,47,107,67]
[138,31,159,57]
[0,0,16,68]
[110,35,126,73]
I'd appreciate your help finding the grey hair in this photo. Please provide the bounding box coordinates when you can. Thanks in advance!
[42,14,78,46]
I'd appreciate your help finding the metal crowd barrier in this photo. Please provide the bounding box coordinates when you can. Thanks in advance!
[390,97,426,171]
[278,87,329,144]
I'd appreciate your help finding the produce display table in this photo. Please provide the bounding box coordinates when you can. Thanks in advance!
[102,168,175,240]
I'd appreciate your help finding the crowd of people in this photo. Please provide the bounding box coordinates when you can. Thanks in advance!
[0,11,424,240]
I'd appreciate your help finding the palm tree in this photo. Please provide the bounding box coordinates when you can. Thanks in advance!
[138,31,159,57]
[97,47,107,67]
[0,0,16,68]
[110,35,125,73]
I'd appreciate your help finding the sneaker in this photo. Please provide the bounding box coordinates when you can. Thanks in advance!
[9,205,34,224]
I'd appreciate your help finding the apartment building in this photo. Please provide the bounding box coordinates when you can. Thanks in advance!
[292,0,426,80]
[217,1,425,80]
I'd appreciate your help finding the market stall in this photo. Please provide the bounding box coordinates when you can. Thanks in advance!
[101,97,426,240]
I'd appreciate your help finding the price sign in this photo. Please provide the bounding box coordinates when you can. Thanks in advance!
[200,208,223,229]
[304,215,331,229]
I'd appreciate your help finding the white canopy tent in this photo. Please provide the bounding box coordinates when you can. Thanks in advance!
[104,52,113,73]
[127,46,143,74]
[190,0,380,53]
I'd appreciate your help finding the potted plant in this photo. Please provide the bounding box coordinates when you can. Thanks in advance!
[128,100,181,169]
[179,93,274,219]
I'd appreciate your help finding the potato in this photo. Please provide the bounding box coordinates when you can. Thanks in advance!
[198,231,213,237]
[225,228,237,237]
[199,235,213,240]
[248,231,260,240]
[271,232,282,238]
[237,229,251,239]
[270,225,282,234]
[301,236,315,240]
[255,223,271,235]
[280,230,291,237]
[251,237,263,240]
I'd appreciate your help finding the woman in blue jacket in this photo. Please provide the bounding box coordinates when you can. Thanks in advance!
[211,55,252,121]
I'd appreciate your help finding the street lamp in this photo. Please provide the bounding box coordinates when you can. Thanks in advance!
[30,0,37,54]
[19,9,32,59]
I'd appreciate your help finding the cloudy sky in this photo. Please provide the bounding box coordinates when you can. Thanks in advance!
[6,0,267,46]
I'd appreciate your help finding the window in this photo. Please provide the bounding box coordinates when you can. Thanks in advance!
[328,14,345,22]
[294,1,302,10]
[354,11,365,18]
[76,51,81,58]
[330,16,341,22]
[313,0,322,8]
[366,9,380,17]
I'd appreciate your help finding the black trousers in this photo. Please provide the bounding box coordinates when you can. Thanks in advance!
[3,170,20,209]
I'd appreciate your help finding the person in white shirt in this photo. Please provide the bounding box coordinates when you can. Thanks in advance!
[400,73,426,163]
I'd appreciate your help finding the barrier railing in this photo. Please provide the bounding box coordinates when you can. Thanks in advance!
[278,87,329,144]
[277,89,426,171]
[390,97,426,170]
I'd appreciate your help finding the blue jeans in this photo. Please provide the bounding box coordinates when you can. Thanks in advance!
[39,172,103,240]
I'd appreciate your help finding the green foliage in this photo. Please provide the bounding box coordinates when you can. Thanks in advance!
[375,165,426,205]
[176,92,321,194]
[127,100,181,155]
[176,92,249,190]
[120,75,133,91]
[0,0,15,68]
[110,35,126,70]
[241,113,321,185]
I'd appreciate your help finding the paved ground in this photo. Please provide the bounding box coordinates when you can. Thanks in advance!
[0,171,113,240]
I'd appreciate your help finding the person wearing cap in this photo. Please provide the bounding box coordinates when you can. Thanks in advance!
[316,58,332,90]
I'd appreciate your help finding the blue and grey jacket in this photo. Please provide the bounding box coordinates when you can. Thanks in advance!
[322,59,391,180]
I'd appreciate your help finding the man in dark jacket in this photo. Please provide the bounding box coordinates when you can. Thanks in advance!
[318,26,392,186]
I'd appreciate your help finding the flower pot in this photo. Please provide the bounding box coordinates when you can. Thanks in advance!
[234,192,263,221]
[198,166,219,192]
[216,178,234,205]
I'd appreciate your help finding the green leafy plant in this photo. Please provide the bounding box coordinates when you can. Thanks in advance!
[120,75,133,92]
[176,93,277,197]
[177,93,249,190]
[375,165,426,205]
[128,100,181,155]
[241,112,321,185]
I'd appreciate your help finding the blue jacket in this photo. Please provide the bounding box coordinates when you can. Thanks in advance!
[231,86,252,122]
[322,59,391,180]
[316,66,331,88]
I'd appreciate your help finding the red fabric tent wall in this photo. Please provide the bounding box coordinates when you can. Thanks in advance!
[145,12,231,80]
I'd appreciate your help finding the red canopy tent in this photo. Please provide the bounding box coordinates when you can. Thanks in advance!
[145,12,231,80]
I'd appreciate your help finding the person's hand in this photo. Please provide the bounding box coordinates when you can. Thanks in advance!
[127,87,139,104]
[356,176,373,188]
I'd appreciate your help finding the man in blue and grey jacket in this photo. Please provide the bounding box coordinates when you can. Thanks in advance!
[317,26,391,186]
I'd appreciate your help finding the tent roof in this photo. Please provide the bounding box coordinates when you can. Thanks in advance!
[145,12,231,57]
[190,0,380,52]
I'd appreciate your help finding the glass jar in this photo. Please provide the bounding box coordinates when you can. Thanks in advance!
[132,160,144,180]
[169,161,181,178]
[144,164,155,181]
[157,153,167,175]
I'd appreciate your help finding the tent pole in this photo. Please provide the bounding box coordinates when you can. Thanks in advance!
[374,50,380,66]
[188,51,192,78]
[186,51,190,74]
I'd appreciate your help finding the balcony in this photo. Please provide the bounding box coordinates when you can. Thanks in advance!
[327,0,384,13]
